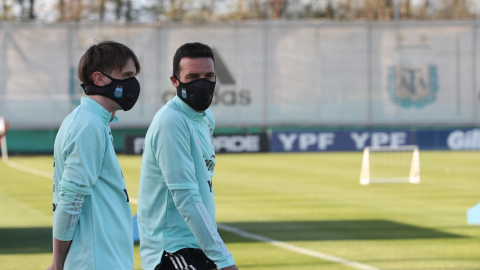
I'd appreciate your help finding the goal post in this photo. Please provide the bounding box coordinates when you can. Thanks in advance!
[0,117,9,162]
[360,145,420,185]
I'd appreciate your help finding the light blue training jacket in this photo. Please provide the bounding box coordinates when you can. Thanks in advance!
[138,96,235,270]
[52,97,133,270]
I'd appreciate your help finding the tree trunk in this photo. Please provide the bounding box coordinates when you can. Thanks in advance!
[58,0,65,21]
[17,0,25,20]
[126,0,132,22]
[2,0,8,18]
[273,0,280,20]
[28,0,34,19]
[99,0,106,21]
[252,0,259,19]
[325,0,334,19]
[115,0,123,21]
[400,0,411,19]
[73,0,82,21]
[208,0,215,18]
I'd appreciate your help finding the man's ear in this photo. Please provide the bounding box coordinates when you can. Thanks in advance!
[170,75,180,88]
[92,71,109,87]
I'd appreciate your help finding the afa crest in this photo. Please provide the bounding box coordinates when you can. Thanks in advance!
[388,65,438,108]
[114,86,123,98]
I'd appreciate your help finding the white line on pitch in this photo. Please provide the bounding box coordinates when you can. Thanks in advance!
[4,160,52,179]
[217,223,381,270]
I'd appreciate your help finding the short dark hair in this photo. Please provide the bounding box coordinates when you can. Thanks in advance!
[173,42,214,76]
[78,40,141,84]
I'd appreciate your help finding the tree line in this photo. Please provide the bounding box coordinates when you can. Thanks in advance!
[1,0,478,23]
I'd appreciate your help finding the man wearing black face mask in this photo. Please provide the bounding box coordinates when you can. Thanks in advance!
[138,43,238,270]
[48,41,141,270]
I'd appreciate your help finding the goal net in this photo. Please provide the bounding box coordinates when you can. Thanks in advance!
[0,117,8,162]
[360,145,420,185]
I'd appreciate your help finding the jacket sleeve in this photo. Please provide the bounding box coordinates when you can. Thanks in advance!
[170,189,235,268]
[153,114,235,268]
[53,119,105,241]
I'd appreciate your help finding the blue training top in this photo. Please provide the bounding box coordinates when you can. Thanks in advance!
[52,97,133,270]
[138,96,235,270]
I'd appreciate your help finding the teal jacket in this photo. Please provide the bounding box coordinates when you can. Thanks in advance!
[138,96,235,270]
[53,97,133,270]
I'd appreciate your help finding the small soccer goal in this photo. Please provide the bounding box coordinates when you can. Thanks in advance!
[360,145,420,185]
[0,116,9,162]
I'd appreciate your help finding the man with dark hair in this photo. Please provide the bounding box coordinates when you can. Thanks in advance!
[138,42,238,270]
[48,41,141,270]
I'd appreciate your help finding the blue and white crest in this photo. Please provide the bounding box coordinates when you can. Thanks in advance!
[114,86,123,98]
[181,89,187,99]
[388,65,438,108]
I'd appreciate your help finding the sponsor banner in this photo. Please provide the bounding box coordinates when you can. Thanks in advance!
[271,128,480,152]
[125,135,146,155]
[212,134,269,153]
[125,133,269,155]
[446,129,480,150]
[417,128,480,150]
[126,128,480,154]
[270,131,414,152]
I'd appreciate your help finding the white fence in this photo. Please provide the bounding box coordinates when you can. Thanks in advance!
[0,21,479,129]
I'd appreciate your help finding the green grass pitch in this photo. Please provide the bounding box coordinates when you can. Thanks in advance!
[0,151,480,269]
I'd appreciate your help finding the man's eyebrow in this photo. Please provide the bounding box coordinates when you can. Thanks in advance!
[122,71,135,76]
[186,73,200,77]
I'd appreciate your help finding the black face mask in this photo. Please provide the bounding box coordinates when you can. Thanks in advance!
[175,75,216,111]
[81,72,141,111]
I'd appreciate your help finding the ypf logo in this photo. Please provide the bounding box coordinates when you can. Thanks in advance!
[162,48,251,106]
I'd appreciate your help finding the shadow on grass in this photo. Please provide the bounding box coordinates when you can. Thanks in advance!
[0,220,464,254]
[218,220,465,243]
[0,227,52,254]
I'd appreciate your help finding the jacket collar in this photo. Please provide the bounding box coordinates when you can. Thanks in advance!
[173,95,205,122]
[81,97,118,126]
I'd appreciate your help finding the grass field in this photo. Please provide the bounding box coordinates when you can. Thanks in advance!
[0,151,480,269]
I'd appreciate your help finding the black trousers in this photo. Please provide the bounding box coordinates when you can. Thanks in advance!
[155,248,217,270]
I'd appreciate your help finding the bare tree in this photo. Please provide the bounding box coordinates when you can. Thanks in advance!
[186,0,216,22]
[203,0,216,20]
[1,0,13,19]
[72,0,83,21]
[152,0,166,21]
[415,0,430,19]
[125,0,132,22]
[99,0,106,21]
[362,0,394,21]
[400,0,411,19]
[1,0,478,22]
[325,0,335,19]
[274,0,280,19]
[113,0,123,21]
[167,0,188,21]
[58,0,65,21]
[17,0,25,20]
[28,0,34,19]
